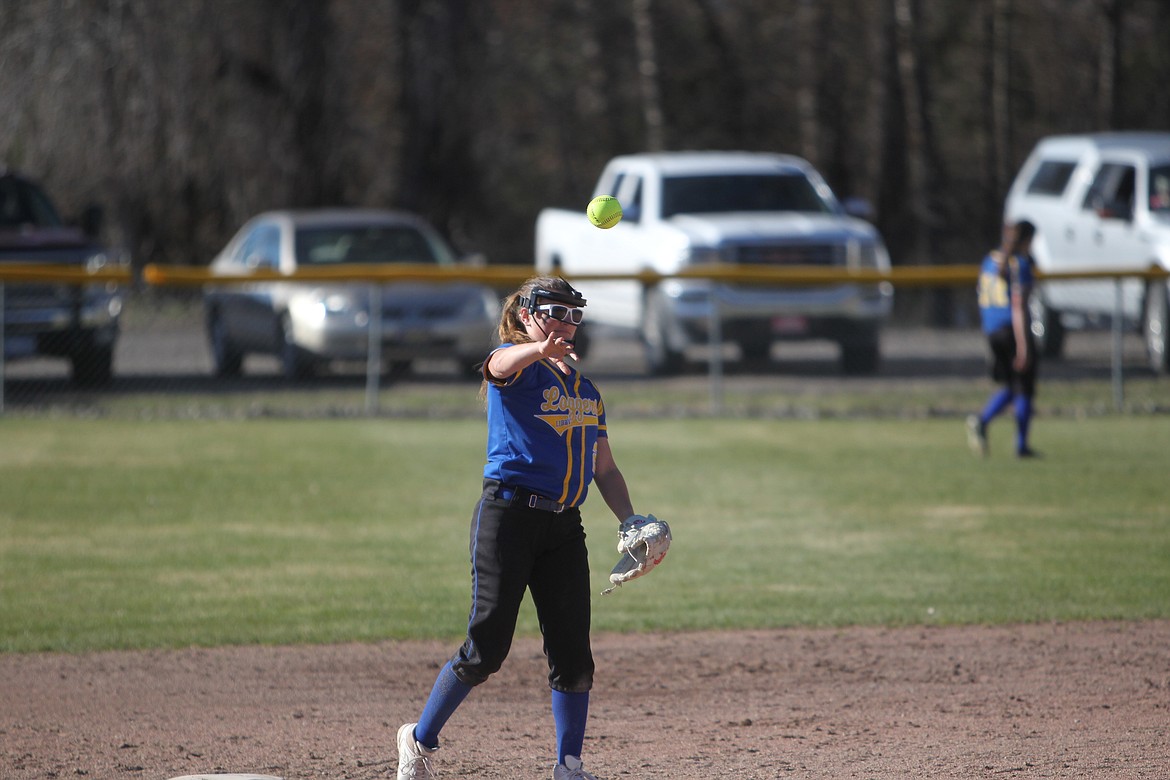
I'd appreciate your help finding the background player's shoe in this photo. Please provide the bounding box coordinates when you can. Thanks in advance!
[554,755,599,780]
[397,722,438,780]
[966,415,988,458]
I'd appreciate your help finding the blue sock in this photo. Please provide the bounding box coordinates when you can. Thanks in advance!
[552,690,589,763]
[1015,395,1033,452]
[981,388,1014,424]
[414,661,474,749]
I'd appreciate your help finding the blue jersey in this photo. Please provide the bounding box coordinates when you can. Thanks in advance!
[977,251,1033,334]
[482,345,607,507]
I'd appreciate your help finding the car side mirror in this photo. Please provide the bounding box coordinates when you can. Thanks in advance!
[842,197,875,220]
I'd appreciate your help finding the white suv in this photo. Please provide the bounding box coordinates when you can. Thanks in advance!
[1004,132,1170,373]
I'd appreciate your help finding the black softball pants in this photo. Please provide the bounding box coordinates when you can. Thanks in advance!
[988,324,1038,397]
[449,480,595,693]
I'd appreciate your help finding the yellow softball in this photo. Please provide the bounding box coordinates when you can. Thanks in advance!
[587,195,623,229]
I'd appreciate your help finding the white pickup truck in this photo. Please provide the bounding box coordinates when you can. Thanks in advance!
[1004,132,1170,373]
[535,151,893,374]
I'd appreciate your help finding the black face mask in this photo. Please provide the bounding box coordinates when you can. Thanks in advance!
[518,280,588,313]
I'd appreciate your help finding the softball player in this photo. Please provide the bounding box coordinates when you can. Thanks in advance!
[968,220,1040,458]
[396,276,638,780]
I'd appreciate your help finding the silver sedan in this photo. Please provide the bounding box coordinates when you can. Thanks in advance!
[203,209,500,378]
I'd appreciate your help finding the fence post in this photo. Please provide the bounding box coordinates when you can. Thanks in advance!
[1111,277,1124,411]
[1,282,5,415]
[708,290,723,415]
[365,284,382,415]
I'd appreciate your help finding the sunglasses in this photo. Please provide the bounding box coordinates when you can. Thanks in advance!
[534,303,584,325]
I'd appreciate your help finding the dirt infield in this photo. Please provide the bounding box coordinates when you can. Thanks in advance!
[3,621,1168,779]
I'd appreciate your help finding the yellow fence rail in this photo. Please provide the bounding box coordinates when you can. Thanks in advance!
[0,261,1166,287]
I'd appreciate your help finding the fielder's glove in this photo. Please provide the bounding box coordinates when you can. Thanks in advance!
[601,514,671,595]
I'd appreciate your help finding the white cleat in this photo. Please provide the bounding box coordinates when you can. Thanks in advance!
[554,754,600,780]
[396,723,438,780]
[966,414,988,458]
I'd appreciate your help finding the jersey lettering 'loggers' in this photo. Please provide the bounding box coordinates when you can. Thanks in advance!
[483,345,606,507]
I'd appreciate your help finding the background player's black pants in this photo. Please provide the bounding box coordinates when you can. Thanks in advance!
[450,481,595,693]
[987,325,1038,397]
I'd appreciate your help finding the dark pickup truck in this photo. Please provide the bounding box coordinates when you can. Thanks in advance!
[1,171,124,385]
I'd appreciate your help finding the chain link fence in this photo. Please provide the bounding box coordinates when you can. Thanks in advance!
[2,270,1165,418]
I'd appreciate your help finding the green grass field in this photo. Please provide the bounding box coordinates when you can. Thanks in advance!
[2,415,1168,653]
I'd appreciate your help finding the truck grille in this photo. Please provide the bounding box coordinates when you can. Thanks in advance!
[734,243,844,266]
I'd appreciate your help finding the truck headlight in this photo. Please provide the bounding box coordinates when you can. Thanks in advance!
[295,293,354,325]
[847,240,888,270]
[85,251,110,273]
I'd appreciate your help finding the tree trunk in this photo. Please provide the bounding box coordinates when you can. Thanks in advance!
[283,0,335,206]
[892,0,929,262]
[794,0,820,164]
[989,0,1013,207]
[1097,0,1125,129]
[632,0,665,151]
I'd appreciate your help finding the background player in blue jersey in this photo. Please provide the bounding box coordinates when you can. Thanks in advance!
[396,276,639,780]
[968,220,1040,458]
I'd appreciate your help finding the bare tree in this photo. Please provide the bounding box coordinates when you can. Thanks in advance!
[793,0,821,165]
[1096,0,1126,128]
[4,0,1170,278]
[632,0,665,151]
[892,0,931,262]
[988,0,1014,203]
[394,2,463,221]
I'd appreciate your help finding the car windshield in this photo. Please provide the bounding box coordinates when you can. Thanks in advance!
[0,176,64,229]
[1149,165,1170,214]
[295,225,455,265]
[660,173,832,218]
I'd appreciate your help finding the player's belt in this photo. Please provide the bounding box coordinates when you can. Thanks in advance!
[497,485,566,513]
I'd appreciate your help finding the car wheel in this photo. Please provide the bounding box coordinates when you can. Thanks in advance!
[208,312,243,377]
[1144,279,1170,374]
[1029,294,1065,359]
[279,315,313,379]
[70,342,113,387]
[642,291,685,376]
[839,331,881,376]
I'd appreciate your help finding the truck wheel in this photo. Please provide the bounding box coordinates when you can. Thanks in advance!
[70,342,114,387]
[208,312,243,377]
[1144,280,1170,374]
[642,292,685,375]
[839,332,881,376]
[1029,295,1065,359]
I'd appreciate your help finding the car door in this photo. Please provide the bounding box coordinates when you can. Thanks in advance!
[574,170,650,330]
[1014,159,1078,265]
[1067,159,1146,318]
[232,223,284,351]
